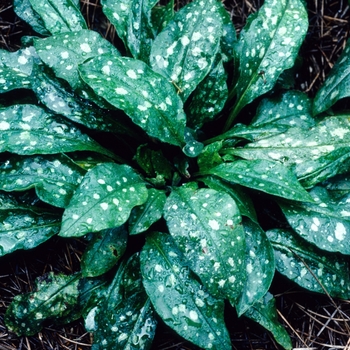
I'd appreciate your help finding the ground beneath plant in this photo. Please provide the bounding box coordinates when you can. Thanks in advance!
[0,0,350,349]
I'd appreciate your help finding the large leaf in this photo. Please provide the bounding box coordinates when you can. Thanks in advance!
[0,154,85,208]
[207,159,312,202]
[81,226,128,277]
[0,194,61,257]
[5,272,81,336]
[91,254,157,350]
[313,39,350,115]
[244,292,292,350]
[231,115,350,187]
[129,188,167,235]
[28,0,87,34]
[79,54,186,147]
[225,0,308,129]
[60,163,148,237]
[278,186,350,254]
[236,219,275,316]
[149,0,223,102]
[34,30,119,93]
[164,184,246,304]
[267,228,350,299]
[140,232,232,350]
[0,47,37,93]
[0,104,112,157]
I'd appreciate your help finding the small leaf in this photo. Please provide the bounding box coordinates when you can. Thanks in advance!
[0,104,112,158]
[207,159,312,202]
[225,0,308,129]
[0,200,61,257]
[79,54,186,147]
[28,0,87,34]
[60,163,148,237]
[236,219,275,316]
[197,141,223,173]
[164,184,247,304]
[267,228,350,298]
[182,140,204,158]
[149,0,223,101]
[92,254,157,350]
[0,154,85,208]
[313,39,350,115]
[187,55,228,130]
[34,30,119,93]
[81,226,128,277]
[5,272,81,336]
[244,292,292,350]
[251,90,315,128]
[140,232,231,350]
[129,189,167,235]
[278,186,350,254]
[201,176,258,223]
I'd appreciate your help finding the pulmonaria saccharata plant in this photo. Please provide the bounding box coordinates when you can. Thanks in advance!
[1,0,350,349]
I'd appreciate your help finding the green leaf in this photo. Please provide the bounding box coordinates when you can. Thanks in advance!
[129,189,167,235]
[231,116,350,186]
[313,39,350,115]
[92,254,157,350]
[140,232,232,350]
[0,104,112,157]
[244,292,292,350]
[186,55,228,130]
[164,184,246,304]
[236,219,275,316]
[201,176,258,223]
[225,0,308,129]
[79,54,186,147]
[278,186,350,254]
[5,272,81,336]
[81,226,128,277]
[60,163,148,237]
[197,141,223,173]
[14,0,50,36]
[34,30,119,93]
[0,47,37,93]
[207,159,312,202]
[28,0,87,34]
[251,90,315,128]
[0,154,85,208]
[149,0,223,102]
[267,228,350,299]
[151,1,174,35]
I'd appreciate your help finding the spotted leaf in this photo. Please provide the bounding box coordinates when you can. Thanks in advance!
[231,116,350,187]
[207,159,312,202]
[244,292,292,350]
[0,104,112,158]
[28,0,87,34]
[267,228,350,298]
[186,54,228,130]
[129,189,167,235]
[0,47,37,93]
[225,0,308,129]
[149,0,224,102]
[81,226,128,277]
[140,232,231,350]
[313,39,350,115]
[34,30,119,93]
[151,0,174,35]
[164,184,247,304]
[91,254,157,350]
[79,54,186,147]
[5,272,81,336]
[0,203,61,257]
[236,219,275,316]
[0,154,85,208]
[278,186,350,254]
[59,163,148,237]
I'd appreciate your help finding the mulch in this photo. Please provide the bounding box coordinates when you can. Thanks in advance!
[1,0,350,349]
